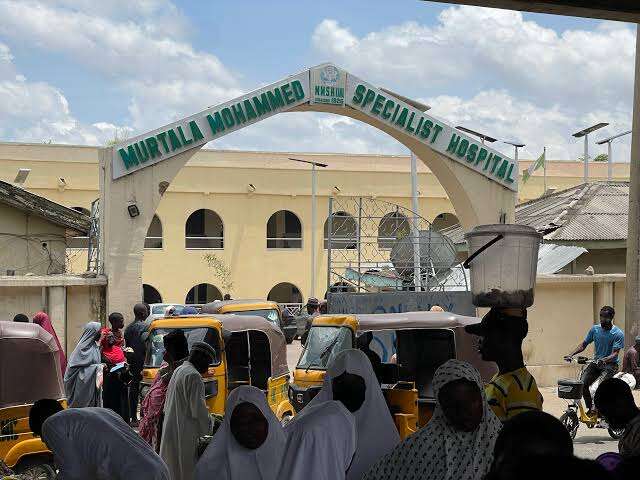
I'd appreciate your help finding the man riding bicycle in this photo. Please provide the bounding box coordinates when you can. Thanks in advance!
[567,305,624,415]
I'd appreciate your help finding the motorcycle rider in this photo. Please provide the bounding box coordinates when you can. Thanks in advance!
[567,305,624,415]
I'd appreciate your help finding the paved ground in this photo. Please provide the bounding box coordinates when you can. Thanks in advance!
[284,342,638,459]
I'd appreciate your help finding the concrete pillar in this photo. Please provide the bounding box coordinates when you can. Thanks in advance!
[625,25,640,347]
[47,285,67,354]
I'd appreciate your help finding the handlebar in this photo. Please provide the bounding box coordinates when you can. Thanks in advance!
[564,355,592,364]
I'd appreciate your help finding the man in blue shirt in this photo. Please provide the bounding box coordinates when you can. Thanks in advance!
[568,305,625,413]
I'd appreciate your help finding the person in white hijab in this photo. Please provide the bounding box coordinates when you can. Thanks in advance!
[363,359,502,480]
[195,386,286,480]
[295,349,400,480]
[278,401,356,480]
[64,321,103,408]
[29,399,169,480]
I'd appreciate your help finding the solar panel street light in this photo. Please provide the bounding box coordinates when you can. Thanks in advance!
[503,140,526,163]
[572,123,609,183]
[456,126,497,144]
[596,130,632,181]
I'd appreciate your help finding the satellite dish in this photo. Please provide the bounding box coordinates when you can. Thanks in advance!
[390,229,457,285]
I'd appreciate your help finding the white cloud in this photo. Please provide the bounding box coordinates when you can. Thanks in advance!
[0,0,241,131]
[311,7,635,161]
[0,42,130,144]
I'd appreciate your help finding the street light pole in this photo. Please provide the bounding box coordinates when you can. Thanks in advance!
[596,130,631,181]
[410,152,421,290]
[572,123,608,184]
[288,157,328,300]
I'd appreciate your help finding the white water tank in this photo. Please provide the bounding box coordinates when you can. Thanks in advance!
[464,224,541,308]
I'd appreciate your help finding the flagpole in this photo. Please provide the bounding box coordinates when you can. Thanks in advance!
[543,147,547,193]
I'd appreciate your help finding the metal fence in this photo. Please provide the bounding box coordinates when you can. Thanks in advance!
[326,197,467,294]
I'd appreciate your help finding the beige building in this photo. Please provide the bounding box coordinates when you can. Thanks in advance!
[0,142,629,306]
[0,142,630,384]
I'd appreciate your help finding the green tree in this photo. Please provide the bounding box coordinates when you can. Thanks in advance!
[577,153,608,162]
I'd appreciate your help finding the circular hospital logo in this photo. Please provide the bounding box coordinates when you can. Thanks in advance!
[320,65,339,85]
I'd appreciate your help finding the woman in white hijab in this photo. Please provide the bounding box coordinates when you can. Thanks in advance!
[64,321,103,408]
[195,386,286,480]
[363,359,502,480]
[278,401,356,480]
[295,348,400,480]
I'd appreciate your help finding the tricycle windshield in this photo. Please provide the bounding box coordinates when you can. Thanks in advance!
[145,327,221,367]
[227,309,280,326]
[297,326,352,370]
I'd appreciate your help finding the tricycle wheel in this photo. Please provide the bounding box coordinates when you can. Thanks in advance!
[560,411,579,440]
[608,426,625,440]
[15,458,56,480]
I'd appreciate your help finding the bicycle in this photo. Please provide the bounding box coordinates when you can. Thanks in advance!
[558,356,625,440]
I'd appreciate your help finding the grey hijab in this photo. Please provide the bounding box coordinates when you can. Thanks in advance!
[64,322,102,408]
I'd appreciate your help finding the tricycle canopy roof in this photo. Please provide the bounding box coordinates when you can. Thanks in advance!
[201,299,280,314]
[314,311,481,331]
[0,321,65,408]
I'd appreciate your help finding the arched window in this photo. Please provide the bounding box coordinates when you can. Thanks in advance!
[432,212,459,231]
[267,282,303,304]
[68,206,90,248]
[378,211,410,249]
[185,283,223,304]
[185,209,224,249]
[324,211,357,249]
[145,215,163,249]
[267,210,302,249]
[143,284,162,304]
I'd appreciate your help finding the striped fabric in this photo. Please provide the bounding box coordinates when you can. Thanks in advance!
[485,367,544,422]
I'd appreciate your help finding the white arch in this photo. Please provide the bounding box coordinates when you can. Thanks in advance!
[100,63,516,314]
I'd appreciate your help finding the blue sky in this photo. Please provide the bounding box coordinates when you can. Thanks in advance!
[0,0,635,161]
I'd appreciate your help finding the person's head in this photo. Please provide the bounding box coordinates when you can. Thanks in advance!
[356,331,373,350]
[144,303,151,317]
[163,329,189,364]
[433,360,486,433]
[306,297,320,315]
[430,305,444,312]
[490,411,573,479]
[189,342,216,374]
[13,313,29,323]
[133,303,147,321]
[594,378,639,429]
[600,306,615,330]
[332,371,366,413]
[439,378,484,432]
[165,305,176,316]
[319,300,328,314]
[108,312,125,330]
[230,401,269,449]
[29,399,64,437]
[465,308,528,362]
[635,335,640,350]
[32,312,49,326]
[223,294,231,301]
[506,455,611,480]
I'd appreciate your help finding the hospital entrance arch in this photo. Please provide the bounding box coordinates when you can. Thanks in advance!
[100,63,517,314]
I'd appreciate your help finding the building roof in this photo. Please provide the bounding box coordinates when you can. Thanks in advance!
[442,181,629,246]
[0,179,90,234]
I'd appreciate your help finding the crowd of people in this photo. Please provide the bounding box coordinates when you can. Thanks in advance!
[8,303,640,479]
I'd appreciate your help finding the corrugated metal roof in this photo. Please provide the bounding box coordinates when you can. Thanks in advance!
[537,244,587,274]
[441,181,629,245]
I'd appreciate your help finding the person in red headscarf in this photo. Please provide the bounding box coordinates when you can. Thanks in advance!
[33,311,67,373]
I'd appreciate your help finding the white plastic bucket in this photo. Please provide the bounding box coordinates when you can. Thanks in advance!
[464,224,542,308]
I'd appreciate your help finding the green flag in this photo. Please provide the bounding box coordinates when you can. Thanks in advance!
[522,148,545,183]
